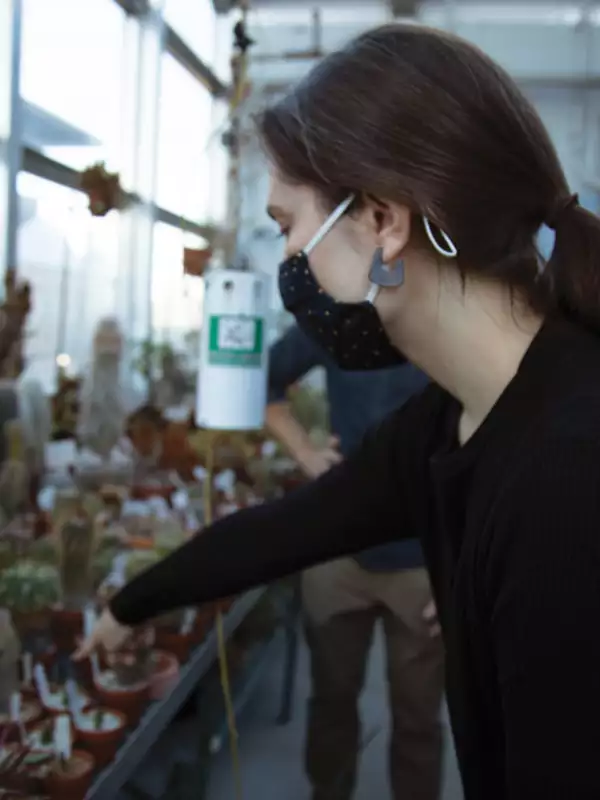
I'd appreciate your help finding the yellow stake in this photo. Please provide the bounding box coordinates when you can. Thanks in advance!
[203,431,243,800]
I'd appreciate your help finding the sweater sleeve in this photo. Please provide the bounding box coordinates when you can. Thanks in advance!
[489,439,600,800]
[109,391,434,626]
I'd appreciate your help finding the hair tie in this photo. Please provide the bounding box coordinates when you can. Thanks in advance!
[547,193,579,230]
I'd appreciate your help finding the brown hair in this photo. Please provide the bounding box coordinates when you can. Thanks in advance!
[258,24,600,331]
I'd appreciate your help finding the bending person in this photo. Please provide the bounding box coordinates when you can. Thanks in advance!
[77,23,600,800]
[266,324,440,800]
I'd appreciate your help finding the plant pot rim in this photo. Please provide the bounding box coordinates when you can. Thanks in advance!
[74,707,126,737]
[46,748,95,778]
[94,672,149,695]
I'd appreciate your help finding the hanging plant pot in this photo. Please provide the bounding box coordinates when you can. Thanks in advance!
[80,162,124,218]
[183,247,212,277]
[73,708,127,768]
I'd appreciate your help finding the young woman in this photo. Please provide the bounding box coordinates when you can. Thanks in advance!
[77,23,600,800]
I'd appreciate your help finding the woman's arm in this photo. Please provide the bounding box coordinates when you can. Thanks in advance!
[490,437,600,799]
[109,391,432,626]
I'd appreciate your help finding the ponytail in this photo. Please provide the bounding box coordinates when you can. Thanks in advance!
[546,200,600,333]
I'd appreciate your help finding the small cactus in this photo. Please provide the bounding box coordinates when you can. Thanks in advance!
[58,514,95,610]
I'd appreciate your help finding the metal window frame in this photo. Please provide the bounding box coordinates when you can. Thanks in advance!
[17,0,229,244]
[21,148,216,242]
[114,0,229,98]
[2,0,23,281]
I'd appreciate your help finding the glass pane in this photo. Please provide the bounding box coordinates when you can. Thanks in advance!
[20,0,127,171]
[164,0,217,65]
[155,53,218,222]
[17,173,120,393]
[151,221,204,360]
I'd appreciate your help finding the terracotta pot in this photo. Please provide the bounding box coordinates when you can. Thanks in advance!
[192,605,215,644]
[149,651,179,700]
[51,606,83,653]
[28,716,79,747]
[93,674,149,726]
[0,744,50,794]
[44,749,95,800]
[11,610,50,638]
[154,627,193,663]
[42,684,91,720]
[130,484,173,503]
[0,698,44,742]
[74,707,126,768]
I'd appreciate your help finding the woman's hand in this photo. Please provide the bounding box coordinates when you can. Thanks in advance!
[73,608,132,660]
[422,599,441,638]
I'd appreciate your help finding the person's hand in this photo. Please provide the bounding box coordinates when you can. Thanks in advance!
[72,608,132,660]
[298,436,342,479]
[422,599,441,638]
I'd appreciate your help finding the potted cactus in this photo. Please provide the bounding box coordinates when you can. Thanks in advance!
[73,706,126,767]
[0,562,60,637]
[51,510,97,653]
[76,318,132,490]
[57,514,95,611]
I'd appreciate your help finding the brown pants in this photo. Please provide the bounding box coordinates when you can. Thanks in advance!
[303,559,444,800]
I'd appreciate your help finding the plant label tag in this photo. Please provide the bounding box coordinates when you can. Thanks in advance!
[90,653,101,679]
[64,680,84,727]
[33,664,51,705]
[172,489,189,511]
[54,714,72,760]
[9,692,20,722]
[21,653,33,686]
[109,553,127,587]
[83,606,97,639]
[180,608,197,635]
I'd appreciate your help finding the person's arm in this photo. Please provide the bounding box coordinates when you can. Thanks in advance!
[266,326,339,477]
[108,392,430,627]
[490,438,600,799]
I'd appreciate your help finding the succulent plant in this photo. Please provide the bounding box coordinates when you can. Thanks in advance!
[0,561,60,613]
[125,549,162,582]
[27,535,58,566]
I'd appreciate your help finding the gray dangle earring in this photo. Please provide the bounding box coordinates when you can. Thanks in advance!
[368,247,405,288]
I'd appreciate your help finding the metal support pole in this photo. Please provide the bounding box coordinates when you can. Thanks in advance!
[0,0,23,287]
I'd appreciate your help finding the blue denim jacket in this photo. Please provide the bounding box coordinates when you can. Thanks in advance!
[267,324,429,571]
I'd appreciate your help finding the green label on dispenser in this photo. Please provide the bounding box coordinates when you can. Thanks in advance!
[208,315,263,367]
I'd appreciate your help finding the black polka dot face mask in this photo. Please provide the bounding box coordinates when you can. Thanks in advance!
[278,196,406,371]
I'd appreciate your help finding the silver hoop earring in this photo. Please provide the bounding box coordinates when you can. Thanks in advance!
[422,217,458,259]
[368,248,405,288]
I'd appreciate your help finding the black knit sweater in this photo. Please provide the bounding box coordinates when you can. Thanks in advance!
[112,315,600,799]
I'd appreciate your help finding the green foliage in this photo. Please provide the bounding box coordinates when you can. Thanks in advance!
[0,560,60,612]
[125,549,163,582]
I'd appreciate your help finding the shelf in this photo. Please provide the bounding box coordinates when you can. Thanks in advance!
[86,587,268,800]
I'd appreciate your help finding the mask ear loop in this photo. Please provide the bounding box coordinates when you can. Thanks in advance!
[304,194,356,255]
[423,217,458,258]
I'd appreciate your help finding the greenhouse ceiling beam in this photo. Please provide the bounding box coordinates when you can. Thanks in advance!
[20,147,217,241]
[112,0,229,98]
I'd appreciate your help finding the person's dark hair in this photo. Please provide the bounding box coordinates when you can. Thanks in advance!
[257,24,600,331]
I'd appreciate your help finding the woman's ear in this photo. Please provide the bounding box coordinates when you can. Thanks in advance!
[362,195,412,264]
